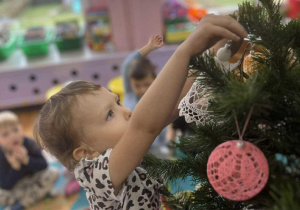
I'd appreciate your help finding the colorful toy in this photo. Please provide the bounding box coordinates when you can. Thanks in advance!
[85,7,113,51]
[24,26,45,41]
[162,0,194,43]
[0,35,17,61]
[0,28,9,47]
[162,0,188,23]
[0,21,17,60]
[20,27,52,57]
[187,6,207,22]
[55,20,84,51]
[56,20,79,39]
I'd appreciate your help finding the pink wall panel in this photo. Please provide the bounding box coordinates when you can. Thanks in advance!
[107,0,133,51]
[127,0,164,49]
[101,0,163,51]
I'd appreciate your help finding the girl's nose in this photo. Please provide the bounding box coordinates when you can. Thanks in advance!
[123,107,132,120]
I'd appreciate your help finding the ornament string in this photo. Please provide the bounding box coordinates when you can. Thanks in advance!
[233,106,254,141]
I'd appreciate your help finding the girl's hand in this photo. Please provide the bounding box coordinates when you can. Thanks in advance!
[5,152,21,170]
[15,145,29,165]
[180,14,248,57]
[147,35,164,50]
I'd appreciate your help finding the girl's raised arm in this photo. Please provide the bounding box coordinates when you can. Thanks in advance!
[109,14,248,192]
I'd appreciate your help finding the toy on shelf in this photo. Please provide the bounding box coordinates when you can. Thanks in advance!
[56,21,78,39]
[55,20,84,51]
[162,0,194,44]
[0,28,9,46]
[187,6,207,22]
[20,26,53,57]
[85,7,114,51]
[24,26,45,41]
[0,22,17,60]
[162,0,188,24]
[184,0,207,22]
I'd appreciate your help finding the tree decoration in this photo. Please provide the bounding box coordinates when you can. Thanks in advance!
[232,34,263,81]
[214,34,264,79]
[207,108,269,201]
[216,40,233,62]
[178,76,210,125]
[214,39,242,73]
[179,35,263,126]
[242,49,265,76]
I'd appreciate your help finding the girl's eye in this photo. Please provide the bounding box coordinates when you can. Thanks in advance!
[106,110,113,120]
[117,99,121,106]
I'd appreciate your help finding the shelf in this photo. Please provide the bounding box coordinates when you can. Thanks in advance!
[0,44,178,110]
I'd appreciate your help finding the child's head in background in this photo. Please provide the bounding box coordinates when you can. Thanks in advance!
[128,56,156,98]
[0,111,23,152]
[34,80,132,171]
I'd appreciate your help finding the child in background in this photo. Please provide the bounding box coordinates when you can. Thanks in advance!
[121,35,170,158]
[0,111,59,210]
[121,35,163,110]
[34,14,247,209]
[166,116,195,143]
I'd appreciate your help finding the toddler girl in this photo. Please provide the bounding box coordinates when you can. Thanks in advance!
[34,14,247,209]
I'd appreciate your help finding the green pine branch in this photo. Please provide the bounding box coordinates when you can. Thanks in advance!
[145,0,300,208]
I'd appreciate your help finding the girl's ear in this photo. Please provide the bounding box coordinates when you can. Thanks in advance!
[73,145,100,161]
[73,145,87,161]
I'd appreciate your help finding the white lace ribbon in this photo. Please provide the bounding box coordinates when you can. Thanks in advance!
[178,53,240,125]
[178,76,210,125]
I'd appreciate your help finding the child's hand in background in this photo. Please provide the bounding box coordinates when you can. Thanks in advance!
[147,35,164,51]
[5,151,21,170]
[15,145,29,166]
[139,35,164,56]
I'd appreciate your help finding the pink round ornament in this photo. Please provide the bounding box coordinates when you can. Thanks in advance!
[207,140,269,201]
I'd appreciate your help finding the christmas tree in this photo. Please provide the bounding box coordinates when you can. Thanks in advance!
[143,0,300,209]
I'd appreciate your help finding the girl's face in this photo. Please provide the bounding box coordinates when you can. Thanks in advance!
[130,73,155,98]
[74,88,132,156]
[0,123,23,152]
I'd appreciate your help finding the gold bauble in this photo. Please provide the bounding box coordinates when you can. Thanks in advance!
[243,51,265,75]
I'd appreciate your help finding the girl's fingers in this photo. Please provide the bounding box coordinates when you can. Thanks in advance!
[204,14,248,39]
[212,26,242,42]
[5,154,12,160]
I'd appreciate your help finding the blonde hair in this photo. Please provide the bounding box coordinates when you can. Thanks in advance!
[34,80,101,171]
[0,111,19,126]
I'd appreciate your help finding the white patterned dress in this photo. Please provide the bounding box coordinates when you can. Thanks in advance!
[74,148,163,210]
